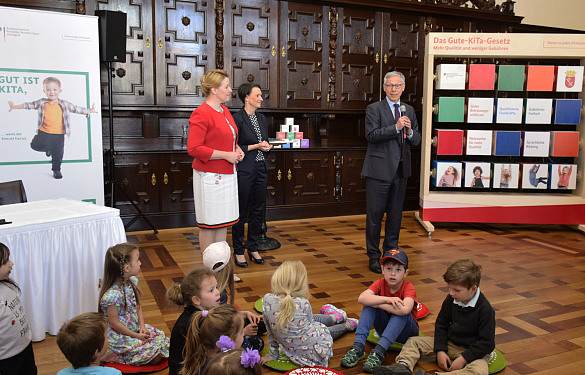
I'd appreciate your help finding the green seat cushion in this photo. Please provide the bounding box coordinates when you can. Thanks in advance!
[366,329,426,351]
[261,346,299,372]
[255,297,263,313]
[488,348,506,374]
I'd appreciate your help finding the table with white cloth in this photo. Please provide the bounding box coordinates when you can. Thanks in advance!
[0,198,127,341]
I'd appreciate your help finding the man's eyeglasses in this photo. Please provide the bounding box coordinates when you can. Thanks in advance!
[384,83,404,89]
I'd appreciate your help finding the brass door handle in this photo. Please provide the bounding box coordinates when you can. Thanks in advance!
[281,46,286,58]
[146,37,150,48]
[277,169,282,181]
[287,169,292,180]
[375,53,379,63]
[158,37,163,49]
[164,172,168,185]
[151,173,156,186]
[272,45,276,57]
[384,53,388,64]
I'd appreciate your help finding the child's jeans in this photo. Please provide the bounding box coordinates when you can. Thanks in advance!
[354,306,419,351]
[30,130,65,172]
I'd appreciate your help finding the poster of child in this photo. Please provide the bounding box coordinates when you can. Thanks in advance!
[434,161,462,187]
[463,162,491,188]
[3,73,96,179]
[549,164,577,190]
[522,163,548,189]
[492,163,519,189]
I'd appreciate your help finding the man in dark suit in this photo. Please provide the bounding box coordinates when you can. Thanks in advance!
[361,71,421,273]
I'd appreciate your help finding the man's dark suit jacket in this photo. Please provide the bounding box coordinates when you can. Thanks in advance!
[360,99,421,181]
[232,107,269,172]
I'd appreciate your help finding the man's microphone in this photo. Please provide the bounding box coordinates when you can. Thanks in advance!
[399,104,407,139]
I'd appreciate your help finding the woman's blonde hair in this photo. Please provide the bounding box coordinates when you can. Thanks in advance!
[200,69,229,97]
[166,267,216,306]
[98,243,141,311]
[270,260,309,329]
[181,304,243,375]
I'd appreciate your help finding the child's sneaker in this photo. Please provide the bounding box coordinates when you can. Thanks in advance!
[320,304,347,324]
[340,346,366,368]
[371,363,412,375]
[345,318,359,332]
[363,350,385,373]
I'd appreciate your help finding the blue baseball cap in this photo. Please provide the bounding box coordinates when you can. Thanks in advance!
[380,248,408,269]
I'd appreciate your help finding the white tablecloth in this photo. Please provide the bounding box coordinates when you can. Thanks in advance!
[0,198,126,341]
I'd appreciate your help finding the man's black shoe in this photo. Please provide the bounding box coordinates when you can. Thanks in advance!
[369,258,382,273]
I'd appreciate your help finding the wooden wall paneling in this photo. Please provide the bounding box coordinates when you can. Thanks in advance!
[223,0,279,108]
[155,0,214,106]
[279,1,328,108]
[383,11,423,110]
[96,0,155,106]
[337,7,381,109]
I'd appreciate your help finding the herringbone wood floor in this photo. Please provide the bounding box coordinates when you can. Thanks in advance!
[33,213,585,374]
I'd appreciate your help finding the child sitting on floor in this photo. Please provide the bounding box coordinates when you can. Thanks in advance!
[262,259,357,367]
[56,312,121,374]
[181,304,245,375]
[204,341,263,375]
[167,267,219,375]
[375,259,495,375]
[0,242,37,375]
[341,248,419,373]
[99,243,169,366]
[202,242,264,351]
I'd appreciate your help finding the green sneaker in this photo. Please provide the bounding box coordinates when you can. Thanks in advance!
[363,350,385,373]
[340,346,366,368]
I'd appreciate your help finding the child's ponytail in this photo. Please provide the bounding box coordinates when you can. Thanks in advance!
[270,260,309,329]
[166,267,215,306]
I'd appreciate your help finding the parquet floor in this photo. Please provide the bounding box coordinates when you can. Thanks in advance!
[33,212,585,374]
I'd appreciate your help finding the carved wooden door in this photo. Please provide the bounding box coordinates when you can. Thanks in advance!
[335,7,382,109]
[266,151,285,207]
[154,0,215,106]
[339,150,366,203]
[279,1,328,109]
[223,0,279,108]
[381,11,424,111]
[97,0,155,106]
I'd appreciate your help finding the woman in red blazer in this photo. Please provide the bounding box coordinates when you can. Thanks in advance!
[188,69,244,253]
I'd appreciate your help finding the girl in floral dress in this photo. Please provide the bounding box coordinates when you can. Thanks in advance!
[99,243,169,365]
[262,260,357,367]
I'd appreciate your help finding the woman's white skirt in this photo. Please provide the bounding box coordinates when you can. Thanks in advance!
[192,170,239,228]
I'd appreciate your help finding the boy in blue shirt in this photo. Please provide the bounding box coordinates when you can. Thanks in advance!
[341,248,419,373]
[56,312,121,374]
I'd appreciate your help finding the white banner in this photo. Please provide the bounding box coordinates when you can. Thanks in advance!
[0,6,104,205]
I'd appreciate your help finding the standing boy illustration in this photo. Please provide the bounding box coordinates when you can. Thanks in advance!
[8,76,97,179]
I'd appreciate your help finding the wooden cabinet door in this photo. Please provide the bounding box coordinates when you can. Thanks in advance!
[154,0,214,106]
[113,153,159,214]
[340,150,366,203]
[159,153,195,212]
[279,1,328,109]
[224,0,279,108]
[266,151,285,206]
[336,7,382,109]
[285,151,334,205]
[97,0,155,106]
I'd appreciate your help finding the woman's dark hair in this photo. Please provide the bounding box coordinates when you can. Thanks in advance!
[0,242,20,292]
[237,83,262,103]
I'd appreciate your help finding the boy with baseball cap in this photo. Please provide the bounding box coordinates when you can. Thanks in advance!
[341,248,419,373]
